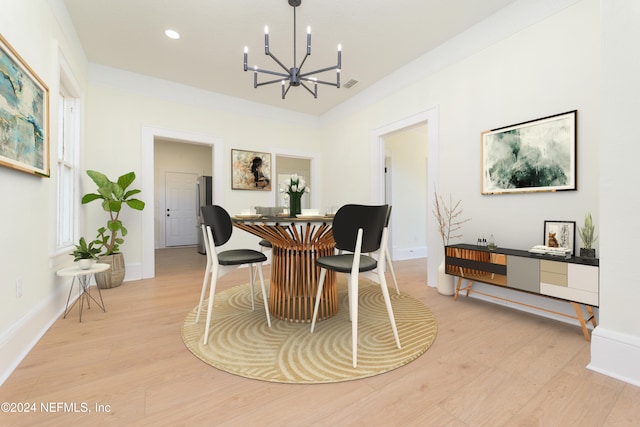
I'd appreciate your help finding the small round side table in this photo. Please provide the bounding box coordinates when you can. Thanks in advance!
[57,263,110,322]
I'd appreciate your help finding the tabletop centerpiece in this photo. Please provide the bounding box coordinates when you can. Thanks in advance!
[281,174,309,217]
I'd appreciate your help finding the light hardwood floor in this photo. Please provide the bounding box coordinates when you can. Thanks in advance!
[1,247,638,426]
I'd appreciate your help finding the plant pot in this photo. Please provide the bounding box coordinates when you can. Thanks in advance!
[437,259,455,296]
[580,248,596,258]
[77,259,97,270]
[95,253,126,288]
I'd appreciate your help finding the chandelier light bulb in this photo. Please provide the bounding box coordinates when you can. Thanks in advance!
[264,26,269,34]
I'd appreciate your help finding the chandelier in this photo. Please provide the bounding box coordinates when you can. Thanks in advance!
[243,0,341,99]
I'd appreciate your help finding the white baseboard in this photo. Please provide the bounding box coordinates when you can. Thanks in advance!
[588,326,640,387]
[392,246,427,261]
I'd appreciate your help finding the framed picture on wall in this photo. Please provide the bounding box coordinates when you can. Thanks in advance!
[231,149,272,191]
[0,33,50,177]
[481,110,577,195]
[543,220,576,254]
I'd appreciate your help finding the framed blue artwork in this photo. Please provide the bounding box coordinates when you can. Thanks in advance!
[0,33,49,177]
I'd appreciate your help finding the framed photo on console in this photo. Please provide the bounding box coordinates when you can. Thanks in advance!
[543,220,576,254]
[481,110,577,195]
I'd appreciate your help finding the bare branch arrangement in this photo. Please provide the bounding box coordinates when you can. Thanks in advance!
[433,191,471,246]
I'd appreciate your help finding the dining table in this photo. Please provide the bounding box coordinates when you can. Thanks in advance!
[232,214,337,323]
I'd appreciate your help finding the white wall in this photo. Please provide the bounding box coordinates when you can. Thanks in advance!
[589,0,640,386]
[0,0,88,383]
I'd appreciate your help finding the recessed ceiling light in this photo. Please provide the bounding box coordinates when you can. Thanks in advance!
[164,29,180,40]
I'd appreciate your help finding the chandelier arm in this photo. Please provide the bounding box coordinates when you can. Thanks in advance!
[256,77,289,87]
[298,52,311,72]
[267,52,291,74]
[253,67,291,79]
[299,81,318,98]
[282,83,292,99]
[301,78,338,87]
[299,65,339,78]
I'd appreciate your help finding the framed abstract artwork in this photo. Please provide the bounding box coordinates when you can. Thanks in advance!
[481,110,576,195]
[231,149,272,191]
[544,220,576,254]
[0,33,50,177]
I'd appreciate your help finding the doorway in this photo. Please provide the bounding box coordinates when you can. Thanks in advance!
[275,155,312,209]
[141,127,223,279]
[383,123,428,261]
[371,107,439,287]
[164,171,198,247]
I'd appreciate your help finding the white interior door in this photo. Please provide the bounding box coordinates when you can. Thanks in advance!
[165,172,198,247]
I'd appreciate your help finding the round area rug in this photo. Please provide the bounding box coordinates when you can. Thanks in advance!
[181,280,437,383]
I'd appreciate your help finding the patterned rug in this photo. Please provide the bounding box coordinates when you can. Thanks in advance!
[181,280,437,383]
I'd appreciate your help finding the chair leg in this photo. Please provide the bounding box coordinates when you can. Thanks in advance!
[256,264,271,327]
[378,269,401,350]
[248,263,256,311]
[385,246,400,295]
[350,273,359,368]
[310,268,327,333]
[203,265,219,345]
[195,260,212,323]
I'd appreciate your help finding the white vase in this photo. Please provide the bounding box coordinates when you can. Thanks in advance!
[437,259,455,296]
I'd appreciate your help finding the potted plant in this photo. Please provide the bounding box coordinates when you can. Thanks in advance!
[70,237,101,269]
[82,170,145,288]
[578,212,598,258]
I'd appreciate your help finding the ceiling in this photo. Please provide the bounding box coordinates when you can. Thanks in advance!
[63,0,517,116]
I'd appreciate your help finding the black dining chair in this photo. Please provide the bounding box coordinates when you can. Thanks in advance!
[310,204,401,368]
[196,205,271,345]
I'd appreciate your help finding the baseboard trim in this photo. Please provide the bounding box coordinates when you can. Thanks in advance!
[393,246,427,261]
[588,326,640,387]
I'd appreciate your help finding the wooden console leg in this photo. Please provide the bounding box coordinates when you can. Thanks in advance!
[571,302,592,342]
[454,277,463,301]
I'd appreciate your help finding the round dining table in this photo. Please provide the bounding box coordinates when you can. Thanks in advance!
[232,215,337,323]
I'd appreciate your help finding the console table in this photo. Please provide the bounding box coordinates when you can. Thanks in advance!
[445,244,599,341]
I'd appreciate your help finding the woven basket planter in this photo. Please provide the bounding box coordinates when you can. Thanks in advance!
[95,253,126,288]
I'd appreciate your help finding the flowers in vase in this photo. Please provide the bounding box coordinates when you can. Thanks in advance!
[280,174,310,198]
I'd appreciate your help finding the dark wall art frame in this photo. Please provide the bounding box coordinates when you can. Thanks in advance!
[481,110,577,195]
[231,149,272,191]
[544,220,576,255]
[0,33,50,177]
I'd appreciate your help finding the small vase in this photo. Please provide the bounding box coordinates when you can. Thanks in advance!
[289,192,302,217]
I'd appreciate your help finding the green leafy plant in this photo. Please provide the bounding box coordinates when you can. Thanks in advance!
[70,237,101,261]
[578,212,598,249]
[81,170,145,255]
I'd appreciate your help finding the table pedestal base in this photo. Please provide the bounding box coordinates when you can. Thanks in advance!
[271,244,337,322]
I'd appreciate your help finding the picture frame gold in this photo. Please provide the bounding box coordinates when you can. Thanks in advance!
[0,33,50,177]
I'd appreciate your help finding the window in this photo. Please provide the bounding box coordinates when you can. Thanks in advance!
[56,63,81,251]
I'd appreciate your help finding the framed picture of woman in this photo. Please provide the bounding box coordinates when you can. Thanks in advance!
[231,149,272,191]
